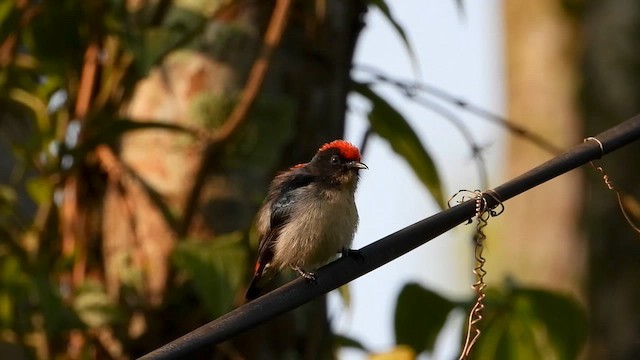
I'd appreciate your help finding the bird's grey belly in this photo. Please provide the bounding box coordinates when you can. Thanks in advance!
[272,195,357,270]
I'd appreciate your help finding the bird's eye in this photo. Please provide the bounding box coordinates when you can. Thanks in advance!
[330,155,340,165]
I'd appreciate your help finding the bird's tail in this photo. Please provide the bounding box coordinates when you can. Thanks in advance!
[245,261,271,301]
[245,275,263,301]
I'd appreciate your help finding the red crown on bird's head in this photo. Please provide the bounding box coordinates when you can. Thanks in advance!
[319,140,361,162]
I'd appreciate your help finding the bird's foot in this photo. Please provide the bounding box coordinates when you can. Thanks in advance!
[340,248,364,262]
[292,266,317,283]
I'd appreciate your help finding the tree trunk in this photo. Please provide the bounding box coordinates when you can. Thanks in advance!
[500,0,584,295]
[582,1,640,358]
[504,1,640,358]
[102,1,367,357]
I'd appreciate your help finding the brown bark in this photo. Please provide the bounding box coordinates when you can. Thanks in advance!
[102,0,367,357]
[504,1,640,358]
[582,1,640,358]
[500,0,584,295]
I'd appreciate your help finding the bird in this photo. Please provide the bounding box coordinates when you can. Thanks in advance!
[245,140,367,300]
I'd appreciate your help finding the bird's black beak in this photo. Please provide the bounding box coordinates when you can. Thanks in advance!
[345,161,368,170]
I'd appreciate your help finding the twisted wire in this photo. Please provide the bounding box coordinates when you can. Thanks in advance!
[589,162,640,236]
[585,137,640,236]
[449,190,503,360]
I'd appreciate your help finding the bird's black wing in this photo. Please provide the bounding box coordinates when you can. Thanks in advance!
[246,171,315,300]
[257,172,315,260]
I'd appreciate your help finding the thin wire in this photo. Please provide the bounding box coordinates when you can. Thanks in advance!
[460,191,487,360]
[354,65,563,154]
[139,116,640,359]
[585,137,640,236]
[449,190,504,360]
[411,96,490,191]
[584,136,603,156]
[594,169,640,235]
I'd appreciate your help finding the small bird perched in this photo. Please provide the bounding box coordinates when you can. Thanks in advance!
[245,140,367,300]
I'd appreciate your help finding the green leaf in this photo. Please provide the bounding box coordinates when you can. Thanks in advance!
[472,304,509,360]
[368,0,420,77]
[0,184,17,206]
[188,92,296,170]
[0,0,20,42]
[23,0,84,72]
[471,286,587,360]
[140,28,178,73]
[73,281,122,329]
[336,284,351,309]
[172,233,248,318]
[25,177,52,205]
[394,283,456,354]
[370,345,416,360]
[0,255,31,329]
[0,256,80,335]
[354,82,445,208]
[471,290,539,360]
[507,297,545,360]
[34,276,82,334]
[8,88,50,134]
[516,288,587,360]
[334,334,368,352]
[123,7,207,75]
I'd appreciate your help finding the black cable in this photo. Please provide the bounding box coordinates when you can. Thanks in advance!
[139,114,640,360]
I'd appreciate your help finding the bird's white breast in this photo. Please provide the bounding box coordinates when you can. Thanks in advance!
[272,186,358,270]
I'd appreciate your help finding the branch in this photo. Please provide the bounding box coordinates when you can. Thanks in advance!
[139,114,640,360]
[149,0,173,26]
[410,95,490,191]
[355,65,563,154]
[0,0,41,67]
[75,43,100,119]
[179,0,293,236]
[211,0,292,144]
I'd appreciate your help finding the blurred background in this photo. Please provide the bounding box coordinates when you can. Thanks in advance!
[1,0,639,359]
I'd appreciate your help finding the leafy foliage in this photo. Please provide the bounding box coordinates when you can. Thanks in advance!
[391,282,587,359]
[172,233,248,318]
[73,281,122,329]
[472,287,587,360]
[0,0,235,357]
[333,334,368,352]
[354,81,446,208]
[394,283,457,354]
[367,0,420,76]
[369,345,416,360]
[0,0,591,359]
